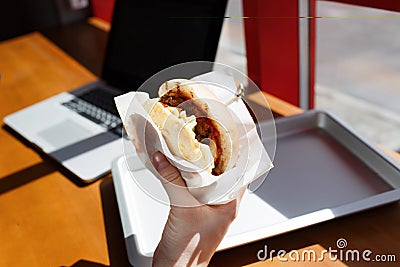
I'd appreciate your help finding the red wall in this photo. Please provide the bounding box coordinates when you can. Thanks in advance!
[91,0,115,22]
[243,0,315,107]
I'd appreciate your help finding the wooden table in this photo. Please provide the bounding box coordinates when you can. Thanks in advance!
[0,32,399,267]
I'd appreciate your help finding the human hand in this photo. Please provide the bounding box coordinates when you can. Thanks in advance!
[151,152,245,267]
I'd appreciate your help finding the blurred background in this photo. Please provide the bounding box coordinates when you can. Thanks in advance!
[217,0,400,152]
[1,0,399,151]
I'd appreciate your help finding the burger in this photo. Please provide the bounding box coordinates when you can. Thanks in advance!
[142,79,238,175]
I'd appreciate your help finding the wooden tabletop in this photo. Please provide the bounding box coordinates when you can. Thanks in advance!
[0,32,399,267]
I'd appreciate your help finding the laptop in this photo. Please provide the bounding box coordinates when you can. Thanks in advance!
[3,0,228,182]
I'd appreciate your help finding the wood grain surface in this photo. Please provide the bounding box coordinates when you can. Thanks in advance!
[0,32,399,267]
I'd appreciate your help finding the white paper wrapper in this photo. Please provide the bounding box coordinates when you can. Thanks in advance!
[115,71,273,204]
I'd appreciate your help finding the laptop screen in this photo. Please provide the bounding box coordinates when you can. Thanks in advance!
[102,0,228,97]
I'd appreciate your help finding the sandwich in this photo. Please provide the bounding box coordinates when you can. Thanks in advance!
[142,79,238,175]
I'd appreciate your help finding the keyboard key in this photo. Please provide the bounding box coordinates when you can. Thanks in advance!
[61,96,122,131]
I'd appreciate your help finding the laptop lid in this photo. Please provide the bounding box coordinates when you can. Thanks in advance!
[101,0,228,97]
[3,0,228,182]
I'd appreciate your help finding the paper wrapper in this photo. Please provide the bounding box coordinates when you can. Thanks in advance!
[115,71,273,204]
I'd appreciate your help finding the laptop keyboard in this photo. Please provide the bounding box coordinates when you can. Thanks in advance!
[61,88,123,132]
[78,89,119,116]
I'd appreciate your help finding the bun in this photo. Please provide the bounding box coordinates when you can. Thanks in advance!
[143,79,238,175]
[142,98,215,173]
[159,79,238,175]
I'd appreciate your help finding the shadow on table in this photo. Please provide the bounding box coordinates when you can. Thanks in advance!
[67,177,131,267]
[210,201,400,267]
[67,177,400,267]
[99,177,131,266]
[0,161,55,195]
[63,260,108,267]
[2,124,98,188]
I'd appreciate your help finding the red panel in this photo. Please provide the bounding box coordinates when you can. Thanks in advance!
[243,0,301,106]
[324,0,400,12]
[91,0,116,22]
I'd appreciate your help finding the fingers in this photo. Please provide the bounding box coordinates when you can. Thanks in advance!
[152,152,198,206]
[152,151,246,208]
[153,152,186,187]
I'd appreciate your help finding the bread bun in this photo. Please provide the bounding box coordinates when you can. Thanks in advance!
[151,79,238,175]
[142,98,215,173]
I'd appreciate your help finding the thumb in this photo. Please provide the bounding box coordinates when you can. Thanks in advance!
[152,152,186,187]
[153,152,195,206]
[153,152,206,207]
[152,152,198,206]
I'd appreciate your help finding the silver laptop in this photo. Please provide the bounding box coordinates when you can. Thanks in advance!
[3,0,228,182]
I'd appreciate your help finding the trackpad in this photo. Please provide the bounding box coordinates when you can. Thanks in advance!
[38,119,95,150]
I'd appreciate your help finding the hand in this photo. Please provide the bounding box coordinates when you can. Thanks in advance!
[152,152,244,267]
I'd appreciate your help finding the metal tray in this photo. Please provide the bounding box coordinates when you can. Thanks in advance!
[112,110,400,267]
[254,110,400,219]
